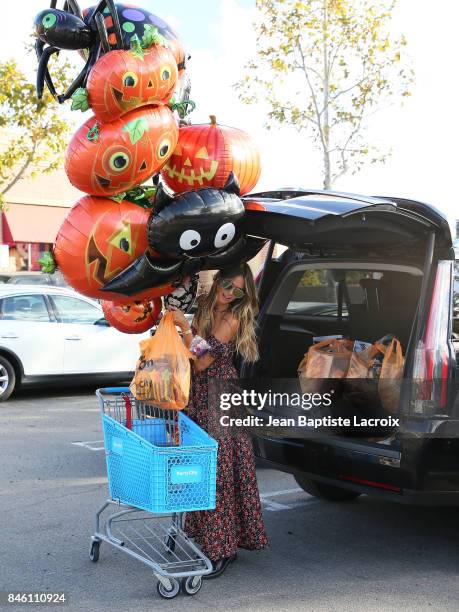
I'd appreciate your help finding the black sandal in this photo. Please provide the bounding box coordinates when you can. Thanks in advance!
[203,553,237,580]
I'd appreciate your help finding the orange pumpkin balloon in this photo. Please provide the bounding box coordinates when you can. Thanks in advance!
[65,105,178,197]
[161,115,261,196]
[54,195,174,303]
[87,44,178,123]
[102,298,162,334]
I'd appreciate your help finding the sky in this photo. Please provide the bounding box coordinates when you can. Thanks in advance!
[2,0,459,233]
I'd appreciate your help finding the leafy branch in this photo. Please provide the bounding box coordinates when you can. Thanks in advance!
[236,0,414,189]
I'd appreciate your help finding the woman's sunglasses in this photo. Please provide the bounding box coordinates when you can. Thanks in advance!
[218,279,246,299]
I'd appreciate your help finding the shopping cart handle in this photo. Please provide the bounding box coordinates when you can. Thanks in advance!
[98,387,131,394]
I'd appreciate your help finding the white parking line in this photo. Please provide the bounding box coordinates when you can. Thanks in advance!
[262,487,303,497]
[71,440,105,451]
[260,488,318,512]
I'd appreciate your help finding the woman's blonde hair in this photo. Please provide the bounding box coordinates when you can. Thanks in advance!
[193,263,260,363]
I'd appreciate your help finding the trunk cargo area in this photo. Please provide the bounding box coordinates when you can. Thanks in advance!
[252,259,424,439]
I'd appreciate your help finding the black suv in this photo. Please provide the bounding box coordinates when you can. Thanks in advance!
[239,188,459,505]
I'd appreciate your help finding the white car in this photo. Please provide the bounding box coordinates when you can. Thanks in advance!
[0,285,153,400]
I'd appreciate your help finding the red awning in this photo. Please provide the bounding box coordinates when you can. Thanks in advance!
[2,204,69,245]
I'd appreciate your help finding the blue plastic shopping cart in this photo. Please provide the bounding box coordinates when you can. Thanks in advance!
[89,387,218,599]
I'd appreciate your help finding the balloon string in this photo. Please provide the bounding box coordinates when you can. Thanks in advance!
[87,123,100,141]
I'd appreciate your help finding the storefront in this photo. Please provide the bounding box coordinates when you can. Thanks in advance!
[0,152,81,272]
[1,203,69,271]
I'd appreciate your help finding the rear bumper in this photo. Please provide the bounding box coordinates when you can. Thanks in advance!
[253,432,459,506]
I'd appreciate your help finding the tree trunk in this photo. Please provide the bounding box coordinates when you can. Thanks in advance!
[322,0,331,190]
[1,146,37,200]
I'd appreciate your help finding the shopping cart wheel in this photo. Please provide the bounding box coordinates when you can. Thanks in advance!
[89,540,100,562]
[182,576,202,596]
[164,534,176,554]
[156,578,180,599]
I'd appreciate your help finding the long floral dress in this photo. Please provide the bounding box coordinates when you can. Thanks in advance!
[184,328,269,562]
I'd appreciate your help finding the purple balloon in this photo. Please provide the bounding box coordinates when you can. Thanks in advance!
[122,8,146,22]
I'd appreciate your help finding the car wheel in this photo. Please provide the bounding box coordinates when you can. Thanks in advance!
[0,356,16,401]
[294,474,361,502]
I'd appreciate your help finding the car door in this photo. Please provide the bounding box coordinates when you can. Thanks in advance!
[0,293,64,375]
[48,294,148,374]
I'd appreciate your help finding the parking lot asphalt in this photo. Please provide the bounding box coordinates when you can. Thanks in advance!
[2,387,459,612]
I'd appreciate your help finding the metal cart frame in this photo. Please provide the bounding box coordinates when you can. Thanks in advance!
[90,499,213,598]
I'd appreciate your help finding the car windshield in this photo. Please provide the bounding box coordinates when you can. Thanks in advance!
[285,269,378,317]
[8,275,49,285]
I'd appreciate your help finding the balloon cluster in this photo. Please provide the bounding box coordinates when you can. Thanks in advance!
[34,1,266,333]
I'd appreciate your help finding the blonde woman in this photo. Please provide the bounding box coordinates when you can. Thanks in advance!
[171,263,269,578]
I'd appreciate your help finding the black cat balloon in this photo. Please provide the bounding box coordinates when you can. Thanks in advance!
[101,174,261,297]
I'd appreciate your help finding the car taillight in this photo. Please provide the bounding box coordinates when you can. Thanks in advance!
[411,260,453,416]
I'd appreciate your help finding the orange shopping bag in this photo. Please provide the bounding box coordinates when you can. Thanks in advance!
[298,338,353,394]
[129,311,194,409]
[346,343,384,394]
[376,338,404,414]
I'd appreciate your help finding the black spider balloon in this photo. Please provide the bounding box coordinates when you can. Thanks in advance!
[34,0,125,102]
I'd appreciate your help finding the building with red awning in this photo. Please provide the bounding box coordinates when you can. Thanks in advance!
[0,128,82,271]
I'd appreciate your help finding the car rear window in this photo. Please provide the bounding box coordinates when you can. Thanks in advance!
[286,269,384,318]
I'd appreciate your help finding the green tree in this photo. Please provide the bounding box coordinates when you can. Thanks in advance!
[0,55,73,209]
[236,0,413,189]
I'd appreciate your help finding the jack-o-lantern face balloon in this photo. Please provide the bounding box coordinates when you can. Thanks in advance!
[161,115,261,196]
[87,44,178,123]
[65,105,178,197]
[101,297,162,334]
[54,196,174,302]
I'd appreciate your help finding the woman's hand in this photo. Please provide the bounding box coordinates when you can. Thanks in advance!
[169,307,190,332]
